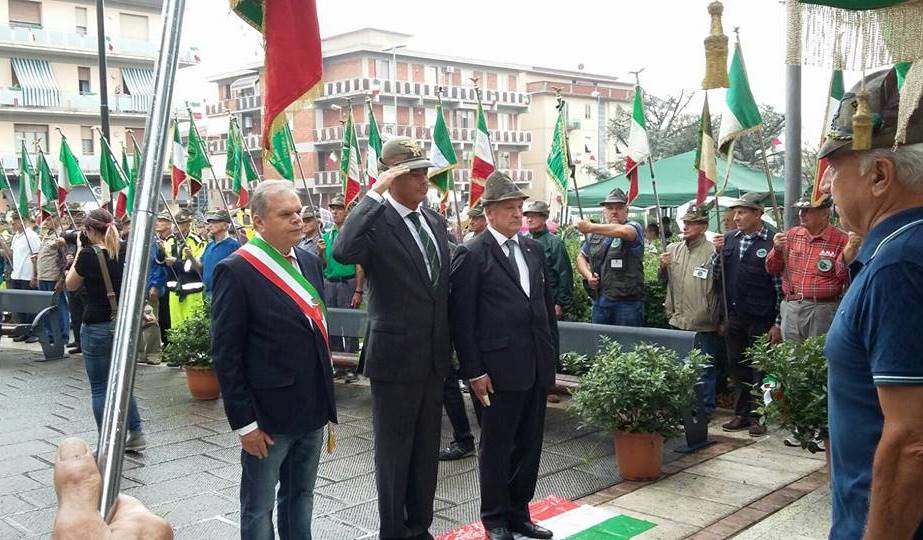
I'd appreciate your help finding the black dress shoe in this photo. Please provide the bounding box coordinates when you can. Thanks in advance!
[484,527,514,540]
[439,441,475,461]
[24,336,39,344]
[12,334,26,342]
[66,341,77,348]
[510,521,553,539]
[68,346,81,354]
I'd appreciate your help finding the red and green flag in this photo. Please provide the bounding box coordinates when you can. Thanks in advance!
[366,100,383,188]
[125,139,141,216]
[339,108,361,206]
[813,69,845,206]
[625,85,650,205]
[58,135,86,210]
[114,148,132,218]
[718,41,763,155]
[170,120,187,200]
[99,135,129,207]
[35,150,57,221]
[694,98,717,205]
[227,117,258,207]
[469,91,494,207]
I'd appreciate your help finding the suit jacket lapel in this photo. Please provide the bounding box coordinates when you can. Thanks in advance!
[421,209,450,288]
[488,235,529,299]
[384,202,435,298]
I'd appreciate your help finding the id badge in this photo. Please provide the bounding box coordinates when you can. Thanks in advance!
[610,258,624,269]
[693,266,709,279]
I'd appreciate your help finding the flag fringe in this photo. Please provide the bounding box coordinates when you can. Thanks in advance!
[427,163,457,179]
[262,81,323,153]
[718,124,762,157]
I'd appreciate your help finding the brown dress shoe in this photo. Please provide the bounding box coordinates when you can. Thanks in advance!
[749,423,768,437]
[721,416,751,432]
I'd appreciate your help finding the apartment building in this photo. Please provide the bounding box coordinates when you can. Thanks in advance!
[0,0,198,205]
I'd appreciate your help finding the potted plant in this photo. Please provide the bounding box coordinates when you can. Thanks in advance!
[163,302,220,401]
[749,334,828,458]
[568,339,707,480]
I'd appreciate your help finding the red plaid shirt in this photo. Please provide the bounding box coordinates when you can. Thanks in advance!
[765,224,850,300]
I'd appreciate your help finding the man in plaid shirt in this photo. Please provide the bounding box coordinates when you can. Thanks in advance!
[765,191,861,342]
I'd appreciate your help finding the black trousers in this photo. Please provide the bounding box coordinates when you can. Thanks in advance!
[370,373,443,540]
[479,384,547,530]
[69,288,85,345]
[725,316,773,419]
[157,292,171,347]
[9,279,35,330]
[442,368,476,447]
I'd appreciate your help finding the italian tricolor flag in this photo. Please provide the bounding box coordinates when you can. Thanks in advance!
[17,141,34,219]
[718,40,763,156]
[468,94,494,208]
[694,97,717,205]
[366,100,382,188]
[170,119,187,200]
[812,69,844,206]
[625,85,650,205]
[428,99,457,193]
[58,136,86,212]
[339,107,362,207]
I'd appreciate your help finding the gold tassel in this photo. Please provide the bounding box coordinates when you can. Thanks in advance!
[703,1,730,90]
[326,422,337,454]
[852,83,873,151]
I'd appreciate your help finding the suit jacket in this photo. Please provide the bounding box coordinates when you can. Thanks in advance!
[332,195,452,382]
[449,231,559,392]
[211,245,337,435]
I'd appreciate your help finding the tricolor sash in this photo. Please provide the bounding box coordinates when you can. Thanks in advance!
[237,236,330,349]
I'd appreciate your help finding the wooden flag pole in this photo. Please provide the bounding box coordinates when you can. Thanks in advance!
[554,89,584,221]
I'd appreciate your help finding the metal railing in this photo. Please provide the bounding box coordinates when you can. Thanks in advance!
[0,88,157,115]
[316,77,530,108]
[313,123,531,147]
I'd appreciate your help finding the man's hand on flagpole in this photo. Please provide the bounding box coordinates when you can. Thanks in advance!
[372,165,410,196]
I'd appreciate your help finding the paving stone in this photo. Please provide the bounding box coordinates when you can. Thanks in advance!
[538,450,582,476]
[0,456,47,479]
[206,446,242,465]
[534,467,614,502]
[316,472,379,506]
[124,472,234,506]
[330,499,380,532]
[318,450,376,482]
[436,454,478,477]
[718,446,825,475]
[684,458,808,490]
[544,432,613,461]
[607,484,740,527]
[600,505,700,539]
[0,493,36,515]
[173,516,241,540]
[431,514,460,536]
[152,492,238,528]
[0,439,57,459]
[434,470,480,505]
[313,515,371,539]
[435,498,481,524]
[123,454,228,485]
[0,426,64,447]
[0,474,42,496]
[4,505,57,536]
[143,425,216,448]
[646,472,772,508]
[207,464,241,483]
[0,518,25,538]
[129,439,224,466]
[320,435,374,463]
[200,431,240,448]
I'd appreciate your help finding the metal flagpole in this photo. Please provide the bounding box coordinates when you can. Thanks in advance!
[182,107,240,237]
[55,128,101,207]
[96,0,186,520]
[232,115,266,185]
[95,0,110,141]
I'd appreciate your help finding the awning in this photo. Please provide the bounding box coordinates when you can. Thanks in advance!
[11,58,61,107]
[121,67,155,112]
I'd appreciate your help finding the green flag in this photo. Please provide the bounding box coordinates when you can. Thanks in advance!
[268,122,294,180]
[718,41,763,155]
[226,118,254,207]
[36,150,57,216]
[59,136,87,189]
[17,142,34,218]
[545,103,571,198]
[367,100,383,187]
[185,115,210,184]
[428,100,457,193]
[125,139,141,216]
[100,136,129,195]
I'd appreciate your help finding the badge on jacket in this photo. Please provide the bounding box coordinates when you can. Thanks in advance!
[756,248,768,258]
[693,266,709,279]
[817,258,833,272]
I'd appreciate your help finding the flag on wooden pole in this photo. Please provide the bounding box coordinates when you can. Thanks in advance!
[366,100,383,188]
[625,85,650,205]
[469,89,494,207]
[339,108,362,206]
[694,97,717,205]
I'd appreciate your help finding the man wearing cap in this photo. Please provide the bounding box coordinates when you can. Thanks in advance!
[152,211,174,345]
[3,211,40,342]
[450,171,558,540]
[765,191,856,342]
[525,200,573,320]
[660,204,720,416]
[163,208,206,329]
[816,67,923,540]
[190,210,241,298]
[322,194,364,365]
[711,192,783,436]
[298,207,326,264]
[35,215,70,348]
[575,188,646,327]
[464,202,487,241]
[334,137,452,540]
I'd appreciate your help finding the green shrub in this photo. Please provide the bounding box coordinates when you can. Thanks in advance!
[560,351,592,377]
[162,302,212,368]
[643,248,669,329]
[569,339,708,437]
[748,334,828,453]
[560,225,591,322]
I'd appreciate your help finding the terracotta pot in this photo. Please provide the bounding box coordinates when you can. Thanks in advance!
[184,366,220,401]
[614,431,663,481]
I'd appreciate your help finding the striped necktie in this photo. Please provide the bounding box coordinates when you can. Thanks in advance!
[407,211,440,286]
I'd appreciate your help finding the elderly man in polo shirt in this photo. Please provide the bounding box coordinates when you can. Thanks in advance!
[819,68,923,540]
[190,210,241,298]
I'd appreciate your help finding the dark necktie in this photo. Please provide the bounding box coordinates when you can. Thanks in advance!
[407,212,440,286]
[505,239,521,284]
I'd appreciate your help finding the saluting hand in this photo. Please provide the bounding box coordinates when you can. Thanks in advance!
[240,429,274,459]
[469,375,495,407]
[372,165,411,196]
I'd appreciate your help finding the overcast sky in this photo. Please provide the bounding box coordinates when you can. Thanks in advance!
[175,0,860,147]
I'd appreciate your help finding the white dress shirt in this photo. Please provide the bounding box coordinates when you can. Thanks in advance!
[487,225,530,298]
[366,191,441,280]
[11,229,39,281]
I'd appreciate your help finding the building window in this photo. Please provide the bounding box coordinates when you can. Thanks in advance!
[375,59,391,80]
[81,127,94,155]
[78,67,91,94]
[455,110,474,129]
[382,104,396,125]
[9,0,41,28]
[424,66,439,86]
[498,113,509,131]
[75,7,88,35]
[14,124,48,154]
[585,103,592,120]
[119,13,149,40]
[497,152,511,170]
[424,107,436,128]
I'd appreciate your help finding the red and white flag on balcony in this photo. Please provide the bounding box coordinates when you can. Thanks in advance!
[468,92,494,207]
[339,108,362,206]
[170,119,187,200]
[624,85,650,205]
[327,152,338,169]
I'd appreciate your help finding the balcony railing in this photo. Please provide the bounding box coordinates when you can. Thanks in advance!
[206,133,262,155]
[313,123,531,148]
[205,94,262,117]
[0,25,199,65]
[313,168,533,191]
[315,78,530,108]
[0,88,163,115]
[1,151,100,175]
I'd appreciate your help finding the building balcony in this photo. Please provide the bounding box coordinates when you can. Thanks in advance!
[312,123,531,149]
[0,25,199,66]
[0,88,183,117]
[206,133,262,155]
[1,151,101,175]
[205,94,262,117]
[312,168,533,192]
[314,77,530,109]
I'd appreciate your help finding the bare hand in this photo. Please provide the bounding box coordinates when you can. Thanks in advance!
[576,220,594,234]
[182,247,193,259]
[351,292,362,309]
[164,257,177,266]
[713,234,725,250]
[149,287,159,304]
[769,325,783,345]
[773,233,787,250]
[240,429,274,459]
[30,277,38,289]
[469,375,494,407]
[56,237,66,248]
[586,272,600,291]
[554,304,563,319]
[843,232,863,264]
[316,238,326,256]
[53,437,173,539]
[373,164,411,195]
[659,252,672,268]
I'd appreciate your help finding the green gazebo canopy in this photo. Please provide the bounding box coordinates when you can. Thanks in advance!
[566,150,783,209]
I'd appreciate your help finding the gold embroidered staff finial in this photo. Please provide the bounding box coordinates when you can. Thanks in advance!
[703,1,730,89]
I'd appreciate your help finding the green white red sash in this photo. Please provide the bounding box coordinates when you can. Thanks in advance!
[237,235,329,349]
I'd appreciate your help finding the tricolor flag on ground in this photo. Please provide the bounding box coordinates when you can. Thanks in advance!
[99,135,129,208]
[227,117,259,208]
[185,115,208,198]
[694,98,717,205]
[58,136,87,211]
[339,108,362,206]
[718,40,763,156]
[170,120,187,200]
[428,99,457,194]
[625,85,650,205]
[231,0,323,155]
[812,69,844,207]
[35,150,57,221]
[546,101,572,201]
[469,92,494,207]
[367,100,383,188]
[17,142,34,219]
[268,121,294,181]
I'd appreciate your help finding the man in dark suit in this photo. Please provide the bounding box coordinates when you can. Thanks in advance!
[212,180,337,540]
[450,172,559,540]
[333,138,452,540]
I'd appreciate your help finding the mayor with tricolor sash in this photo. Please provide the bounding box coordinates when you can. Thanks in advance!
[211,180,337,540]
